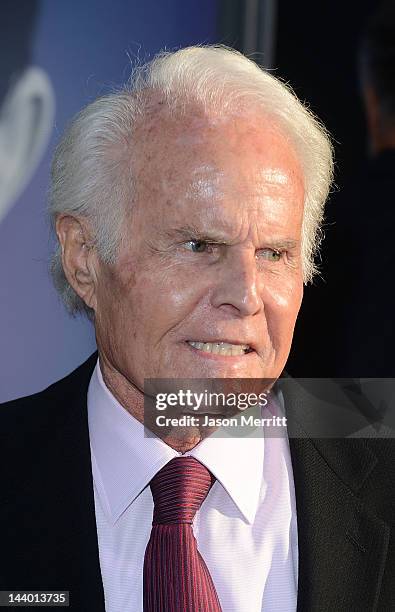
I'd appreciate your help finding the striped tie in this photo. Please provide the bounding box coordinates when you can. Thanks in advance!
[143,456,222,611]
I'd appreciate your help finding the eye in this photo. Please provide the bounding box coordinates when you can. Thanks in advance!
[257,248,282,262]
[184,240,210,253]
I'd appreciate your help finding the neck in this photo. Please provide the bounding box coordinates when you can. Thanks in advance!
[98,351,205,453]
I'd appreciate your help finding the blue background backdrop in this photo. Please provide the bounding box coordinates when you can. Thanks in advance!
[0,0,218,402]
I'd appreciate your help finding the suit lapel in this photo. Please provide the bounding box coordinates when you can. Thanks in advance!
[287,410,390,611]
[48,372,106,611]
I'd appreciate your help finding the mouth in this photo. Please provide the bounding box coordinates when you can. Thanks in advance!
[186,340,255,357]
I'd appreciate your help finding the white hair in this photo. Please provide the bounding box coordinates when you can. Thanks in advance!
[49,44,334,317]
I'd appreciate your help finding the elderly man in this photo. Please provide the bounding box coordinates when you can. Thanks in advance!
[1,46,394,612]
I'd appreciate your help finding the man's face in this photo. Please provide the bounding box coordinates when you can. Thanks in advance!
[94,110,304,392]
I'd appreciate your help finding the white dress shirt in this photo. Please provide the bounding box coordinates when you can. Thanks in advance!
[87,361,298,611]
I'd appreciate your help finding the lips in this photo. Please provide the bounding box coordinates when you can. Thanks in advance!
[186,340,254,357]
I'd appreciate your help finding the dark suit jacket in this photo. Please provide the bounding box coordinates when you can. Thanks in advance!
[0,354,394,611]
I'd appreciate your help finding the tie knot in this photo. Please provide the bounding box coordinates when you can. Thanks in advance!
[150,457,215,524]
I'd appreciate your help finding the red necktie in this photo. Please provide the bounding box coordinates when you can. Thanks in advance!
[143,456,222,611]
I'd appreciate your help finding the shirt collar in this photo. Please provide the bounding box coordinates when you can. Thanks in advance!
[88,359,267,525]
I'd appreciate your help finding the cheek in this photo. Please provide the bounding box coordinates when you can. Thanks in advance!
[131,268,205,337]
[264,276,303,339]
[97,287,131,345]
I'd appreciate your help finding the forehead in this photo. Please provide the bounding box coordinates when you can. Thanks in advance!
[131,107,304,230]
[135,105,301,170]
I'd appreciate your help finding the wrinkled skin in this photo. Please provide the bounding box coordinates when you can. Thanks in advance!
[64,108,305,451]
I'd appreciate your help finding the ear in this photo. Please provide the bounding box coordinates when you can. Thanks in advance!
[55,215,98,311]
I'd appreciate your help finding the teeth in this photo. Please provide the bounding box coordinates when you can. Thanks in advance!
[187,341,250,356]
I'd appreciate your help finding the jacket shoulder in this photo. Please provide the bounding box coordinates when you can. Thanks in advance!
[0,352,97,500]
[0,352,98,429]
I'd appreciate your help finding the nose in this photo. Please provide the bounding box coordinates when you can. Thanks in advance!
[210,248,263,316]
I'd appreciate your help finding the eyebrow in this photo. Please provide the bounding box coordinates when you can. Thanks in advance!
[163,225,299,250]
[264,239,299,250]
[164,225,229,244]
